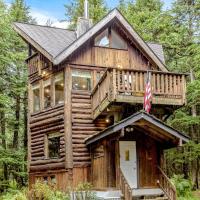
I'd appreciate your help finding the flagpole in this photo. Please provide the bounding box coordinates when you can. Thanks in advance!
[143,70,148,111]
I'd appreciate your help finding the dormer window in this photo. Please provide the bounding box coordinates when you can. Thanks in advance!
[95,28,127,50]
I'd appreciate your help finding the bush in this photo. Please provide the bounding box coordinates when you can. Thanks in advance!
[30,180,69,200]
[71,182,97,200]
[171,174,198,200]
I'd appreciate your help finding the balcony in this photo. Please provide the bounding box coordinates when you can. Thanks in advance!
[91,68,187,119]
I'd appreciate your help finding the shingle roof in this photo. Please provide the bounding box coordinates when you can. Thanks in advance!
[14,10,166,67]
[14,22,76,58]
[147,43,165,64]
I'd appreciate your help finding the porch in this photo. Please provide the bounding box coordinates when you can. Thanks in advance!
[85,112,189,200]
[91,68,187,119]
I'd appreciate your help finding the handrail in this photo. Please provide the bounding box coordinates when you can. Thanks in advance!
[91,68,109,95]
[119,168,132,200]
[157,166,177,200]
[91,68,187,119]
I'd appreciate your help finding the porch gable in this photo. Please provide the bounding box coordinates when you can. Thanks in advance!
[85,111,189,147]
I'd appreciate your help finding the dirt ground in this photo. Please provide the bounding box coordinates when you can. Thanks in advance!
[193,190,200,199]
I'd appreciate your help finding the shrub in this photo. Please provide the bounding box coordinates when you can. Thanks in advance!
[71,182,97,200]
[171,174,198,200]
[30,180,69,200]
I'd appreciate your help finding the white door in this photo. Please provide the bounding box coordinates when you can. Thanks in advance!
[119,141,137,188]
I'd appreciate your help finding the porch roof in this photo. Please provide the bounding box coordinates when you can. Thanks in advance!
[85,111,189,146]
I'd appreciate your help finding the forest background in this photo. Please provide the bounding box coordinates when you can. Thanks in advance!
[0,0,200,196]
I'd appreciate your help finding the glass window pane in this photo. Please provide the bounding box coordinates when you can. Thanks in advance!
[48,136,60,158]
[55,72,64,105]
[72,70,91,91]
[111,30,127,49]
[95,29,109,47]
[32,83,40,112]
[44,78,51,109]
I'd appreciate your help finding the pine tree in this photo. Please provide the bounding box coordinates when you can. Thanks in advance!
[65,0,108,28]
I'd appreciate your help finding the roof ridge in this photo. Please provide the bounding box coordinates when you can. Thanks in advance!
[54,8,118,59]
[14,22,75,32]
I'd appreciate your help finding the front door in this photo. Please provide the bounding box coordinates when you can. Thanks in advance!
[119,141,137,188]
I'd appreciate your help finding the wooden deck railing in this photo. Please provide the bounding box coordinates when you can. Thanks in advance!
[157,166,177,200]
[119,168,132,200]
[91,68,187,118]
[26,53,51,76]
[91,69,112,114]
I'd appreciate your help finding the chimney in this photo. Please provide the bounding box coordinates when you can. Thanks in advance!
[76,0,92,37]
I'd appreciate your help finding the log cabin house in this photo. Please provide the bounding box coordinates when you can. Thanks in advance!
[14,5,189,200]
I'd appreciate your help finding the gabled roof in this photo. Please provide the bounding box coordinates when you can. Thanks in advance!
[147,43,165,64]
[85,111,189,146]
[13,22,76,61]
[13,9,168,71]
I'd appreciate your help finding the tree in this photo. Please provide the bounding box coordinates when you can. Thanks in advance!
[65,0,108,28]
[0,0,32,190]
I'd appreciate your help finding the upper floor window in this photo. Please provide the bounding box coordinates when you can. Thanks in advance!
[43,78,51,109]
[95,29,109,47]
[72,70,92,91]
[32,82,40,112]
[55,72,64,105]
[95,28,127,50]
[111,29,127,49]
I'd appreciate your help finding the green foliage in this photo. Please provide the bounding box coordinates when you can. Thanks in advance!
[31,181,70,200]
[65,0,108,28]
[72,182,97,200]
[171,174,193,197]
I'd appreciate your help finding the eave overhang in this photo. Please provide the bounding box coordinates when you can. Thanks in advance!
[13,23,54,62]
[85,111,190,146]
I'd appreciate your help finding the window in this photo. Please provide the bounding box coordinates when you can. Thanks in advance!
[111,29,127,49]
[95,29,109,47]
[95,28,127,50]
[72,70,92,91]
[47,133,62,159]
[55,72,64,105]
[32,82,40,112]
[44,78,51,108]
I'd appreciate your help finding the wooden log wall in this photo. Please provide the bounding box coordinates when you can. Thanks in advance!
[71,91,104,167]
[29,104,65,172]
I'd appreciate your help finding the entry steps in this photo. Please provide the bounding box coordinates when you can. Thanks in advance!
[95,188,168,200]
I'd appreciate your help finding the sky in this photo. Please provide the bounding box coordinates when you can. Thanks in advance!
[5,0,174,25]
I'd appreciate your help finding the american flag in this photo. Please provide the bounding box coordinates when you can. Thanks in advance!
[144,71,152,113]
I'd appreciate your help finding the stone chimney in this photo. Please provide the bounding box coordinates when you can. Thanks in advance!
[76,0,93,37]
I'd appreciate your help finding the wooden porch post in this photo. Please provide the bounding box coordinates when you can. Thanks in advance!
[64,65,73,169]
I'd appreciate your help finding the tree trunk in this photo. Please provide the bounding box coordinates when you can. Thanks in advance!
[13,95,20,149]
[0,110,8,181]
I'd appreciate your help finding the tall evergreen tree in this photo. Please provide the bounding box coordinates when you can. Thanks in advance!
[65,0,108,28]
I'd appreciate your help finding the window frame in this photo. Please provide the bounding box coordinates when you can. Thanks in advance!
[31,81,41,113]
[45,132,63,159]
[72,69,92,92]
[94,27,128,50]
[54,72,64,105]
[30,70,64,114]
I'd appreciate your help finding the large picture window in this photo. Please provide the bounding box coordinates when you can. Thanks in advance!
[43,78,51,108]
[72,70,92,91]
[55,72,64,105]
[32,82,40,112]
